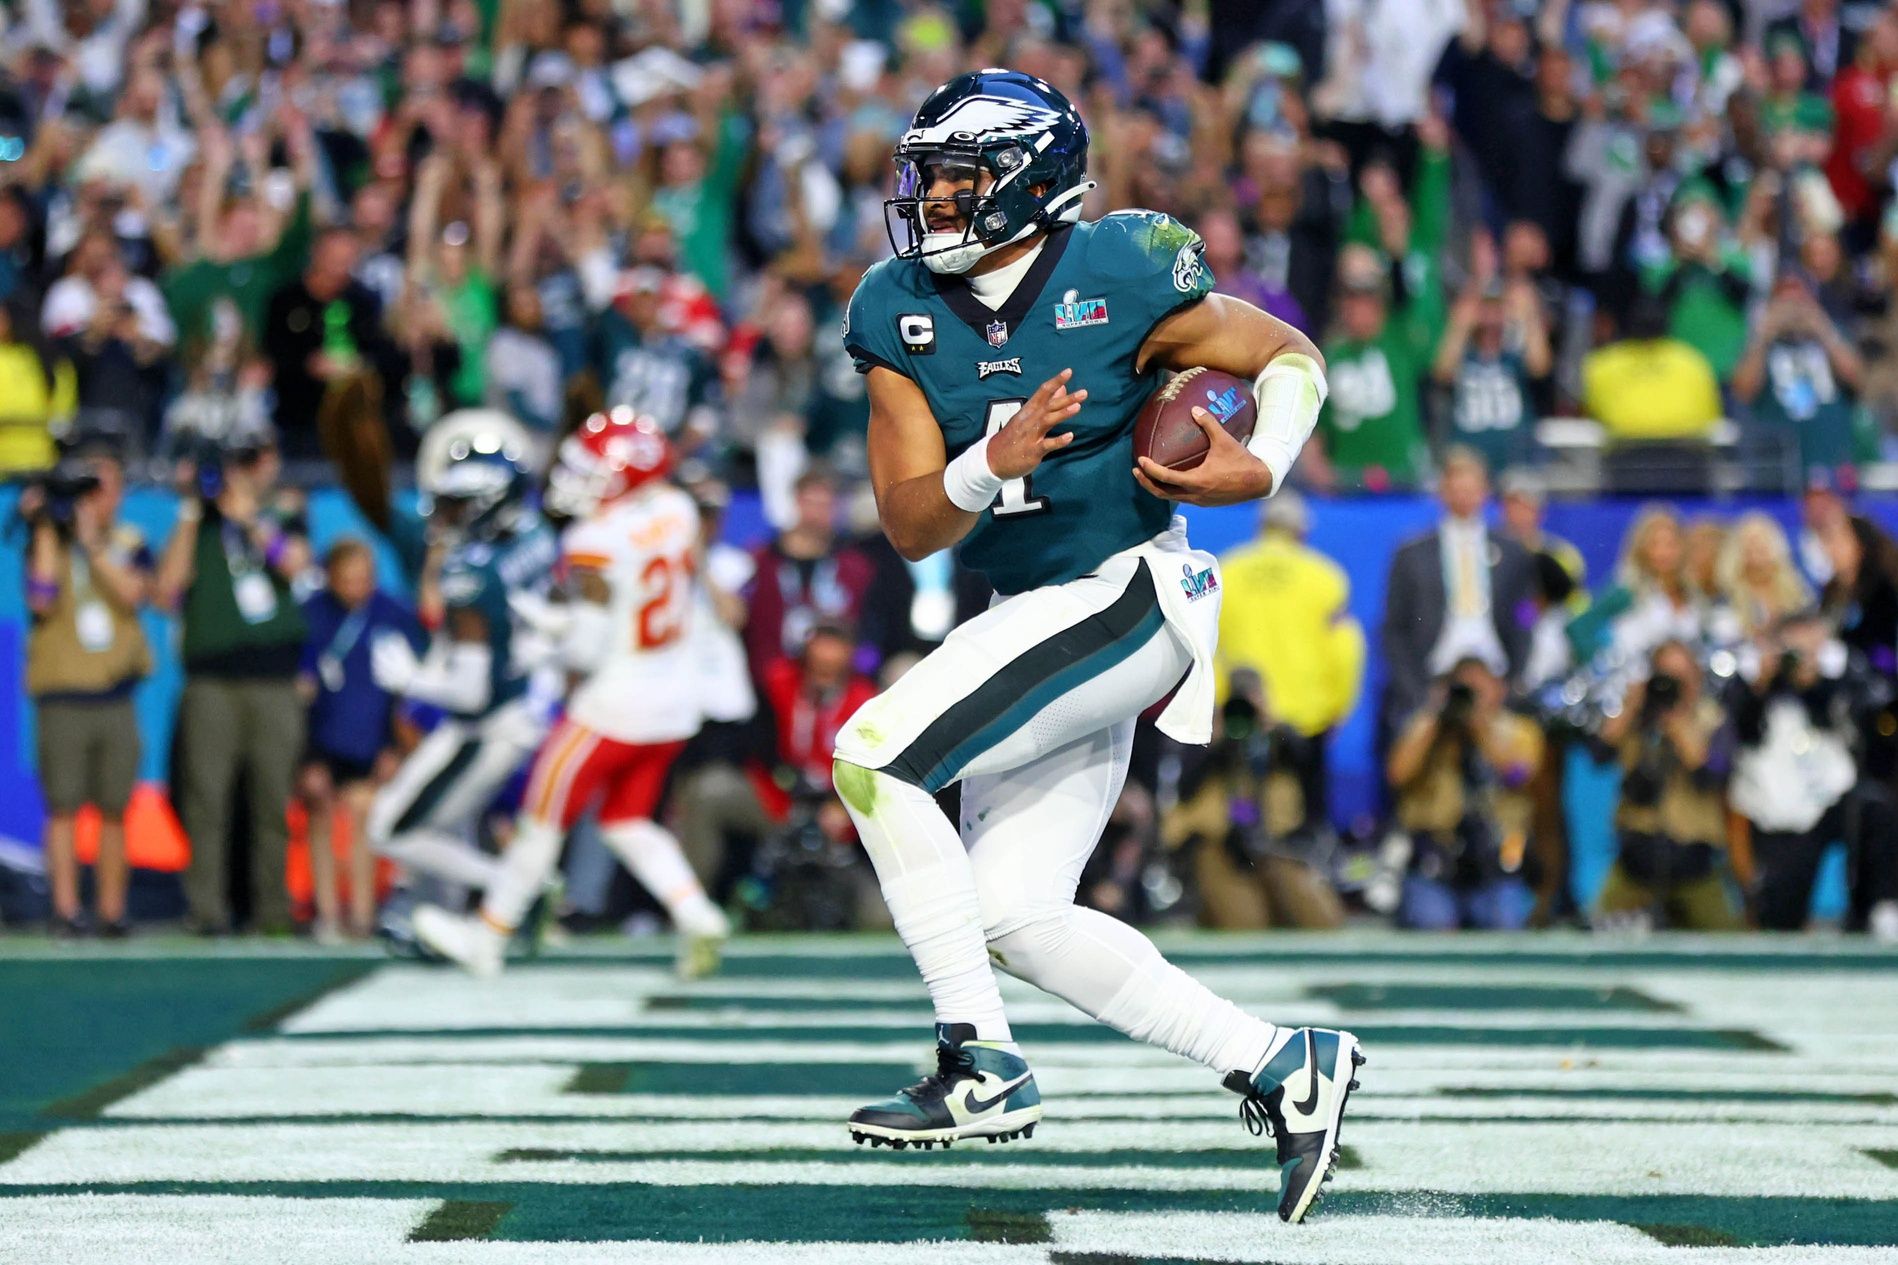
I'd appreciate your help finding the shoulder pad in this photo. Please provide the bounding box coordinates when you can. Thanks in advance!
[1084,210,1206,283]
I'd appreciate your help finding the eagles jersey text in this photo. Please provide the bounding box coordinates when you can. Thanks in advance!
[845,210,1214,595]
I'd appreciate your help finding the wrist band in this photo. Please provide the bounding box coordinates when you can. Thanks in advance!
[1248,352,1328,493]
[27,578,58,605]
[263,533,288,570]
[942,437,1004,513]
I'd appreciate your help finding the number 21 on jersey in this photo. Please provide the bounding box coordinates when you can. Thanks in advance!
[636,552,694,649]
[982,399,1050,518]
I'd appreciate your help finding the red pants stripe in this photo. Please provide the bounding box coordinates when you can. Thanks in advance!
[522,719,687,830]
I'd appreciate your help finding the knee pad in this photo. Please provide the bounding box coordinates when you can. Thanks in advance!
[832,694,913,785]
[984,907,1077,982]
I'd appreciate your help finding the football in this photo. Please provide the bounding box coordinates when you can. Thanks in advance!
[1132,366,1258,472]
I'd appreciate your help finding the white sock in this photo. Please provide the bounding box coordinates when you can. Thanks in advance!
[990,905,1276,1075]
[481,817,563,931]
[602,820,728,936]
[839,763,1012,1043]
[377,829,501,891]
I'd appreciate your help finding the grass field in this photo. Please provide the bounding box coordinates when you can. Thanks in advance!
[2,931,1897,1263]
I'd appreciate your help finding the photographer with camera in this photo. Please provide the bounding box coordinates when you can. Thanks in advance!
[1162,669,1344,930]
[155,422,311,935]
[1731,609,1898,933]
[20,448,152,936]
[1386,656,1544,930]
[1594,640,1742,931]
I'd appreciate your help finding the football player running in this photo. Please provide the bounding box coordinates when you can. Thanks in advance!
[414,409,730,979]
[832,70,1359,1222]
[366,437,560,920]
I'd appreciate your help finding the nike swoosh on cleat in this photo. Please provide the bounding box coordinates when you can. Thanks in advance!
[962,1073,1031,1115]
[1291,1030,1321,1116]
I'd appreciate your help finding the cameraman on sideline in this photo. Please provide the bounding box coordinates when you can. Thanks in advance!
[1163,669,1344,930]
[156,423,311,935]
[21,448,152,936]
[1731,610,1898,933]
[1387,656,1543,931]
[1594,640,1742,931]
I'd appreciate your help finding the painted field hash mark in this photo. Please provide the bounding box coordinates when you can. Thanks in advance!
[0,933,1895,1263]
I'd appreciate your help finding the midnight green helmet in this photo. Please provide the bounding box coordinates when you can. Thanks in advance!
[885,69,1094,275]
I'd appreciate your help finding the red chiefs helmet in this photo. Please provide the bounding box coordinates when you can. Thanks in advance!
[546,407,674,519]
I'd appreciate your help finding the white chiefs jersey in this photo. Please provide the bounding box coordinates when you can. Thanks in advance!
[560,485,705,744]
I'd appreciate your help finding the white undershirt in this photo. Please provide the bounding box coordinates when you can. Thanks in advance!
[965,239,1044,310]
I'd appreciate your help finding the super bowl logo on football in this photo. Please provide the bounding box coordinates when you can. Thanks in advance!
[1053,288,1109,330]
[1203,384,1244,423]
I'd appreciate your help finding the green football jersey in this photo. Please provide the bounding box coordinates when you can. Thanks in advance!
[434,518,559,719]
[845,211,1215,595]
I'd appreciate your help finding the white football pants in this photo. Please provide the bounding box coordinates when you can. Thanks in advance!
[834,548,1276,1076]
[367,699,545,891]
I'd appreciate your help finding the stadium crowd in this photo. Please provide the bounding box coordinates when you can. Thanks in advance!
[7,0,1898,940]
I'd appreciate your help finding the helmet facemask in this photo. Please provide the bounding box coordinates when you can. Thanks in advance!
[886,142,1088,275]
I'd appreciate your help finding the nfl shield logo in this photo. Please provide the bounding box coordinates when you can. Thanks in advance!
[986,320,1009,348]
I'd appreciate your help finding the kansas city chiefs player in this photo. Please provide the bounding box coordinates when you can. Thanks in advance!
[414,408,731,978]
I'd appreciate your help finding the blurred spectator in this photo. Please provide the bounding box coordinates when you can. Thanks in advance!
[690,618,879,928]
[1386,656,1542,930]
[1684,516,1731,605]
[261,228,389,464]
[0,187,45,310]
[595,266,719,446]
[0,298,74,474]
[1498,468,1585,689]
[1380,448,1535,740]
[1204,205,1306,331]
[734,286,867,471]
[486,282,564,436]
[402,154,504,413]
[22,448,151,936]
[1594,640,1742,931]
[1820,514,1898,679]
[72,66,194,206]
[41,226,174,348]
[1712,512,1814,646]
[1571,506,1707,666]
[755,618,879,832]
[296,540,421,942]
[1766,0,1857,91]
[1583,296,1724,442]
[1583,296,1723,493]
[1315,245,1434,489]
[1164,671,1345,930]
[161,118,318,358]
[1216,491,1365,818]
[1733,271,1869,480]
[156,428,310,935]
[1240,134,1346,339]
[1825,9,1897,234]
[1644,184,1754,381]
[1731,609,1897,932]
[741,470,876,679]
[1432,278,1553,472]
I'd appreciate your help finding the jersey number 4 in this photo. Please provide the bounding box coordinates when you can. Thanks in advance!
[982,400,1050,518]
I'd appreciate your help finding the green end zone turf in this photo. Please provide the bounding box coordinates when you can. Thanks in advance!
[0,933,1894,1263]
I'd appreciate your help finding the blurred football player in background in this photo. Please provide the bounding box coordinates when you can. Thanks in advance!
[415,409,729,978]
[365,433,559,935]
